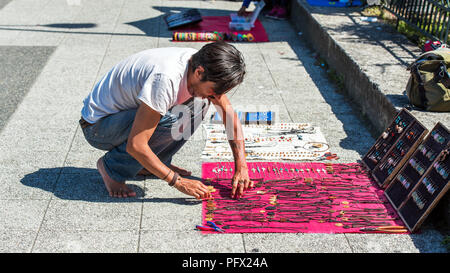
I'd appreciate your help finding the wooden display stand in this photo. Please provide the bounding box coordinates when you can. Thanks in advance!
[385,123,450,232]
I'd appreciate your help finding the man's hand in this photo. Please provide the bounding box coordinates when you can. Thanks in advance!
[209,94,251,199]
[231,166,253,199]
[174,177,212,200]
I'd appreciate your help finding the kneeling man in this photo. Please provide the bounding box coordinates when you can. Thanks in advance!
[80,41,252,199]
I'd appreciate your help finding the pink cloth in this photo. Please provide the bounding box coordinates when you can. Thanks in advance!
[171,16,269,42]
[201,162,404,233]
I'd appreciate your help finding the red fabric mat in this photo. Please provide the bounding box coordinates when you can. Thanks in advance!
[171,16,269,42]
[201,162,406,233]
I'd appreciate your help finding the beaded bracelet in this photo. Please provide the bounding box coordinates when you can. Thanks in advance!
[162,169,172,181]
[173,31,256,42]
[169,172,180,187]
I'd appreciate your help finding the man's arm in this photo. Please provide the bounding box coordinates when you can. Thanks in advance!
[210,95,253,198]
[126,102,211,200]
[238,0,254,16]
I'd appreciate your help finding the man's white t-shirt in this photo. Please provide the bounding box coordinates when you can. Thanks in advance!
[81,47,203,124]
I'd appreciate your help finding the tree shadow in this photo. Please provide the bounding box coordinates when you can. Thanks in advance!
[0,23,97,28]
[0,0,12,10]
[40,23,97,29]
[386,92,411,109]
[0,5,233,39]
[20,167,201,205]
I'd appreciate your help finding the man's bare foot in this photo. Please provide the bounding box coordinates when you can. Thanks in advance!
[97,157,136,198]
[137,164,192,176]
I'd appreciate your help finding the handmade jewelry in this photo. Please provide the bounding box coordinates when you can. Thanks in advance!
[202,162,399,233]
[173,31,256,42]
[431,130,446,144]
[433,161,449,179]
[421,176,437,195]
[411,191,426,210]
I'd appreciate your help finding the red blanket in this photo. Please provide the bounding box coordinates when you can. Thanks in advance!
[201,162,405,233]
[171,16,269,42]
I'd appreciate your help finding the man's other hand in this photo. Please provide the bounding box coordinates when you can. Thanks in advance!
[174,177,212,200]
[231,167,253,199]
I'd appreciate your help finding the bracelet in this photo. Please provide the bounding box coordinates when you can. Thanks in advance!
[162,169,172,181]
[169,172,180,187]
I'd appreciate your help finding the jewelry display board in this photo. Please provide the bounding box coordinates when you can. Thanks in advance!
[202,123,330,161]
[201,162,403,233]
[385,122,450,232]
[362,109,428,188]
[362,109,416,171]
[371,119,428,188]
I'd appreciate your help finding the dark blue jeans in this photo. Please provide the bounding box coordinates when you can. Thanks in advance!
[81,104,203,182]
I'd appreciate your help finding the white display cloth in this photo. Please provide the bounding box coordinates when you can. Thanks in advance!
[201,122,330,161]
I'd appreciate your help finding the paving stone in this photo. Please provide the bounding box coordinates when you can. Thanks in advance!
[0,200,49,230]
[139,231,245,253]
[243,233,352,253]
[345,233,424,253]
[0,230,36,253]
[40,199,142,231]
[33,230,139,253]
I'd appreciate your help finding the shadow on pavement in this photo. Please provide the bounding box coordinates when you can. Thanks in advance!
[0,46,56,134]
[0,23,97,28]
[20,167,201,205]
[0,0,12,10]
[0,5,231,38]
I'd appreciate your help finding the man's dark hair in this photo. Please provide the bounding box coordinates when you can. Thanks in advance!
[190,41,246,95]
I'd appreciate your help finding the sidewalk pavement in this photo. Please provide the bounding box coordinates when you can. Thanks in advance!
[0,0,447,253]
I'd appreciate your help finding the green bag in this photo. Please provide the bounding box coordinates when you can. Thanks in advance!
[406,48,450,112]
